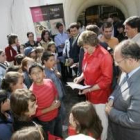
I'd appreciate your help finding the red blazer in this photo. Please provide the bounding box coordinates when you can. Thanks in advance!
[83,45,113,104]
[5,45,19,63]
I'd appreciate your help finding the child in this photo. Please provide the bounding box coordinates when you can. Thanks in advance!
[15,54,25,66]
[6,65,22,73]
[0,90,13,140]
[10,89,38,131]
[29,63,62,139]
[21,57,35,88]
[0,50,9,88]
[41,51,66,120]
[47,41,61,71]
[11,126,44,140]
[24,47,36,60]
[35,46,44,63]
[68,101,102,140]
[19,44,25,54]
[1,72,24,93]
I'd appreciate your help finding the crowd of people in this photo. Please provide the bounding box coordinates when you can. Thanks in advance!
[0,15,140,140]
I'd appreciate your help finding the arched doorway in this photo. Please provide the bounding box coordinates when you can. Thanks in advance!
[77,5,125,26]
[63,0,138,28]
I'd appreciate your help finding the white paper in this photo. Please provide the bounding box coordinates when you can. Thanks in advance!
[67,82,91,90]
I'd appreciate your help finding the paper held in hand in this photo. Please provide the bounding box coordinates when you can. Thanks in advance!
[67,82,91,90]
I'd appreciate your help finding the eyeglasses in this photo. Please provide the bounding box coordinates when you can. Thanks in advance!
[115,58,126,65]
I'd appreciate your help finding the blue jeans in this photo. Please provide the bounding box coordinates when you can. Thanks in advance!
[38,115,62,140]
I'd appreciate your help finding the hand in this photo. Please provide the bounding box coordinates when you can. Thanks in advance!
[54,70,61,78]
[105,104,113,114]
[74,76,82,84]
[106,99,114,107]
[60,44,65,48]
[70,63,79,68]
[51,100,61,110]
[68,58,74,66]
[81,88,91,95]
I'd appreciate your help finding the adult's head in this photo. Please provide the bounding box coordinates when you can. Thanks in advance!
[116,21,125,34]
[69,101,102,139]
[124,16,140,39]
[7,34,19,46]
[77,20,83,28]
[41,30,51,42]
[110,13,120,23]
[107,17,114,24]
[114,40,140,73]
[86,24,99,36]
[102,22,113,39]
[69,22,79,37]
[78,30,99,54]
[56,22,63,33]
[67,28,71,38]
[27,32,34,42]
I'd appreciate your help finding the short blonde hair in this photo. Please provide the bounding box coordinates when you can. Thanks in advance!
[78,30,99,47]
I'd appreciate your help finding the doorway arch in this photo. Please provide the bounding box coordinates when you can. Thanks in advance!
[77,5,125,26]
[63,0,138,28]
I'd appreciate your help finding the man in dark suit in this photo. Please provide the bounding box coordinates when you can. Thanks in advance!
[67,23,80,76]
[105,40,140,140]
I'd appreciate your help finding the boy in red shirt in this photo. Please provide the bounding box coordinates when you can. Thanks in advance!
[29,63,62,139]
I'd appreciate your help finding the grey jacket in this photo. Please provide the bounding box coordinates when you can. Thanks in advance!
[109,68,140,140]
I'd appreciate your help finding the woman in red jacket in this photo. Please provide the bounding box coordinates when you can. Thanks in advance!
[74,30,113,140]
[5,34,20,65]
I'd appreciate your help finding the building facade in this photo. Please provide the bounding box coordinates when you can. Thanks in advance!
[0,0,140,49]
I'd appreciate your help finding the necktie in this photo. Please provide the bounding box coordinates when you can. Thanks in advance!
[120,74,128,86]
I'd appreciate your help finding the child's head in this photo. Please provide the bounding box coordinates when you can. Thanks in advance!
[10,89,37,119]
[41,51,55,68]
[0,90,10,120]
[15,54,25,65]
[1,72,24,92]
[0,50,6,63]
[21,57,35,72]
[6,65,22,73]
[11,126,44,140]
[24,47,36,60]
[47,41,56,53]
[69,101,102,139]
[36,46,44,58]
[29,63,45,85]
[19,44,25,54]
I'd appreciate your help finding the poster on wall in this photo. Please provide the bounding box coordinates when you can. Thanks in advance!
[30,4,65,39]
